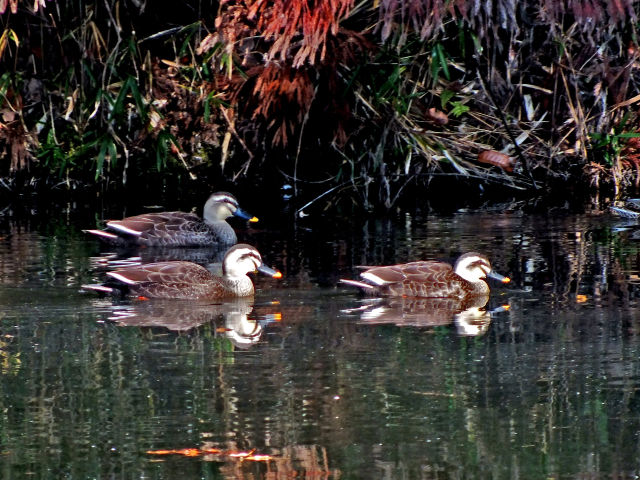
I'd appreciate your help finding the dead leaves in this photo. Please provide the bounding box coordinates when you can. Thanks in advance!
[0,89,36,173]
[200,1,368,148]
[477,150,515,173]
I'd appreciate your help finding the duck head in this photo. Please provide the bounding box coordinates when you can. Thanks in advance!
[203,192,259,223]
[222,244,282,279]
[454,252,510,284]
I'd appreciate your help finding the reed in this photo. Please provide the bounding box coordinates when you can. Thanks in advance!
[0,0,639,206]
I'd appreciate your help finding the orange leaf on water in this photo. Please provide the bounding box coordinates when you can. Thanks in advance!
[146,446,275,460]
[228,449,255,458]
[176,448,202,457]
[201,447,222,454]
[146,449,175,455]
[246,454,273,461]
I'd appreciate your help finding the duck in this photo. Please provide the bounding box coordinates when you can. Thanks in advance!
[85,192,258,247]
[340,252,510,298]
[82,244,282,299]
[610,198,640,219]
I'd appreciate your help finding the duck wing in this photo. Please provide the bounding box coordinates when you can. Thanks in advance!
[361,261,452,284]
[361,261,466,298]
[107,261,215,285]
[107,261,228,299]
[106,212,208,246]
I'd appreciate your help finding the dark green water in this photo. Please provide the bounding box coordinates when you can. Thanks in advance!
[1,199,640,478]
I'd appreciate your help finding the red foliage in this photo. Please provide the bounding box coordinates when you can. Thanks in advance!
[246,0,355,67]
[199,0,370,147]
[200,0,355,67]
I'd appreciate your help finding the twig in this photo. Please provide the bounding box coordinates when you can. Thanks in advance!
[293,85,318,197]
[295,181,353,217]
[476,71,539,190]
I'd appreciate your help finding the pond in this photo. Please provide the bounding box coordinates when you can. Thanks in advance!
[0,194,640,479]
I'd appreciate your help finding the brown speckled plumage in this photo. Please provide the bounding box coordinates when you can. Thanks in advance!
[340,252,509,299]
[85,192,256,247]
[109,261,255,298]
[83,244,281,300]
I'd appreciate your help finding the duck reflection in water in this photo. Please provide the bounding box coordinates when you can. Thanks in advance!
[89,246,228,276]
[347,296,509,336]
[107,298,279,348]
[340,253,511,335]
[610,198,640,220]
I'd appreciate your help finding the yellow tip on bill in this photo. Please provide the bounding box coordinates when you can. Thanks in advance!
[249,216,259,223]
[502,277,511,284]
[272,271,283,279]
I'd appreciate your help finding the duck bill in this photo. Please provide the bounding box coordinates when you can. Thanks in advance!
[234,208,259,223]
[487,271,511,284]
[257,264,282,279]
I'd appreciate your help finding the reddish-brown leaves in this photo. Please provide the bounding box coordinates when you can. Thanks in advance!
[0,88,35,173]
[251,65,315,145]
[248,0,355,67]
[621,135,640,187]
[423,107,449,125]
[201,0,356,68]
[477,150,515,172]
[199,1,369,147]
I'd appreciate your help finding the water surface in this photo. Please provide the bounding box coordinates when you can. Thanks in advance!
[0,199,639,478]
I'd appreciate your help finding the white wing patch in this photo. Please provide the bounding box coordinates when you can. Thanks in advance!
[107,222,143,236]
[107,271,140,285]
[339,279,376,289]
[361,271,393,286]
[84,229,118,240]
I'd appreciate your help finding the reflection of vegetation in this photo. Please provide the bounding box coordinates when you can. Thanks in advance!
[3,208,640,477]
[1,1,640,206]
[0,337,19,375]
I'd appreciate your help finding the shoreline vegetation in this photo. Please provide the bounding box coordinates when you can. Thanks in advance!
[1,0,640,210]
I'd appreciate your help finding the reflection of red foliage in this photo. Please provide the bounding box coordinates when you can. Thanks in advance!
[147,447,272,461]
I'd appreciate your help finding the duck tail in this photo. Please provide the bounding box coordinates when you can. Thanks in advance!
[81,284,115,294]
[339,278,376,290]
[83,229,119,241]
